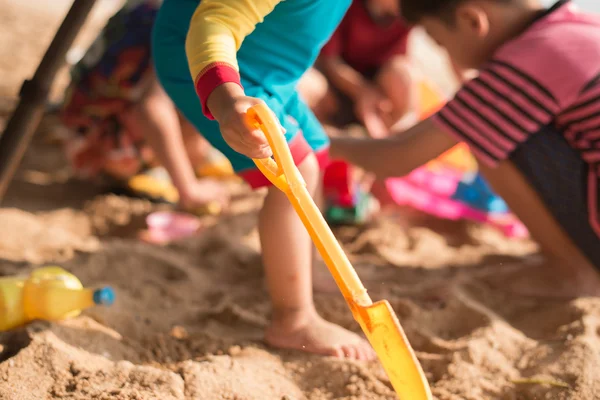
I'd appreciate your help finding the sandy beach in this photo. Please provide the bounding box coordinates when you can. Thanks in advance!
[1,1,600,399]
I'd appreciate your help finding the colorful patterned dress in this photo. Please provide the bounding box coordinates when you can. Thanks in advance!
[60,0,162,180]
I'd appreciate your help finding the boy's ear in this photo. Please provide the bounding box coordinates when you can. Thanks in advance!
[455,4,490,37]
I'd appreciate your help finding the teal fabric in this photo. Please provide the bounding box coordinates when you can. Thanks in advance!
[152,0,350,172]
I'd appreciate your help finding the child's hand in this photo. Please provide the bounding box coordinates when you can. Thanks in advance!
[354,85,390,139]
[179,178,229,211]
[207,83,273,159]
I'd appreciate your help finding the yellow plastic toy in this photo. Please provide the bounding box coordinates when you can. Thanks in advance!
[195,147,237,179]
[248,104,432,400]
[0,266,115,331]
[126,148,235,216]
[126,173,222,215]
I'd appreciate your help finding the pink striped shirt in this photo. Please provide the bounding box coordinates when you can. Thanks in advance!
[433,0,600,236]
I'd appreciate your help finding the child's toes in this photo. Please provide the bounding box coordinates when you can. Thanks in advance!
[329,345,345,358]
[341,344,358,359]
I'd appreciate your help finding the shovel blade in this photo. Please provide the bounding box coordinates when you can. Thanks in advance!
[354,300,432,400]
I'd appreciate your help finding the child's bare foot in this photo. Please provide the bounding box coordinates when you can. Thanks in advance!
[265,309,376,361]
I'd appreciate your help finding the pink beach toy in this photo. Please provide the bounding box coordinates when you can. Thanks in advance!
[143,211,202,244]
[324,79,529,238]
[382,142,529,238]
[384,175,529,238]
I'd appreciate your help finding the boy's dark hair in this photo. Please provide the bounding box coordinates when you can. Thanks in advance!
[400,0,515,25]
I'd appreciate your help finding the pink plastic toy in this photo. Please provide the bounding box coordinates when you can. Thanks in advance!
[384,175,529,238]
[142,211,202,244]
[382,138,528,238]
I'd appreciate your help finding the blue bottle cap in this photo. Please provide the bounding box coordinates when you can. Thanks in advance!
[487,197,509,213]
[93,287,115,306]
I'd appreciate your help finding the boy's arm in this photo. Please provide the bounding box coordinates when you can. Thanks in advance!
[185,0,281,119]
[330,118,458,178]
[333,43,566,179]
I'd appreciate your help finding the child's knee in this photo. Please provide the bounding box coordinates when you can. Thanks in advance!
[136,82,172,116]
[296,152,321,195]
[478,161,577,256]
[377,56,413,94]
[376,56,415,114]
[298,68,329,109]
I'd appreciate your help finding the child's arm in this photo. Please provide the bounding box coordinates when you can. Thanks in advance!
[319,55,389,138]
[318,29,369,101]
[330,118,458,178]
[185,0,282,159]
[319,56,372,98]
[333,30,582,181]
[318,31,389,138]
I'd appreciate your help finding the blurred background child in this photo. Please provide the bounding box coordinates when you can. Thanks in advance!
[58,0,229,210]
[332,0,600,297]
[299,0,416,138]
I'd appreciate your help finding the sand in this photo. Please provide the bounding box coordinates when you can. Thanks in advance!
[2,1,600,399]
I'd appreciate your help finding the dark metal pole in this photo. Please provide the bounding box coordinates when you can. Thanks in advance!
[0,0,97,202]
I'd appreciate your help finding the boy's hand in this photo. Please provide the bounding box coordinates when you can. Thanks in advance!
[207,83,273,159]
[354,85,389,139]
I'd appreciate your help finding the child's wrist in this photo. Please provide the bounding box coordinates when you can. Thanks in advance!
[177,178,200,203]
[206,82,245,122]
[171,168,198,196]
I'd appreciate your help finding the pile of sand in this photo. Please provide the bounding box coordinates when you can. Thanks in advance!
[0,208,99,264]
[2,190,600,399]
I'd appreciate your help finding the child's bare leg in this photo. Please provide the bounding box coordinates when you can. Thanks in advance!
[178,114,211,169]
[479,161,600,297]
[312,169,341,294]
[375,55,418,130]
[298,68,338,122]
[262,153,375,360]
[131,74,227,207]
[298,68,329,109]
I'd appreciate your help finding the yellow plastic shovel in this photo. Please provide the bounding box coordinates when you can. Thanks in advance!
[247,103,432,400]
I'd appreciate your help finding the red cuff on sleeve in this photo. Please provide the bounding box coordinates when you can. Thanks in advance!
[194,63,243,120]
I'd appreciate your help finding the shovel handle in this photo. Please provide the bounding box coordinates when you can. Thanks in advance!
[247,103,371,306]
[245,105,304,193]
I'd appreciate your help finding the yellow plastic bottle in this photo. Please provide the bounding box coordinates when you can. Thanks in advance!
[0,266,115,331]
